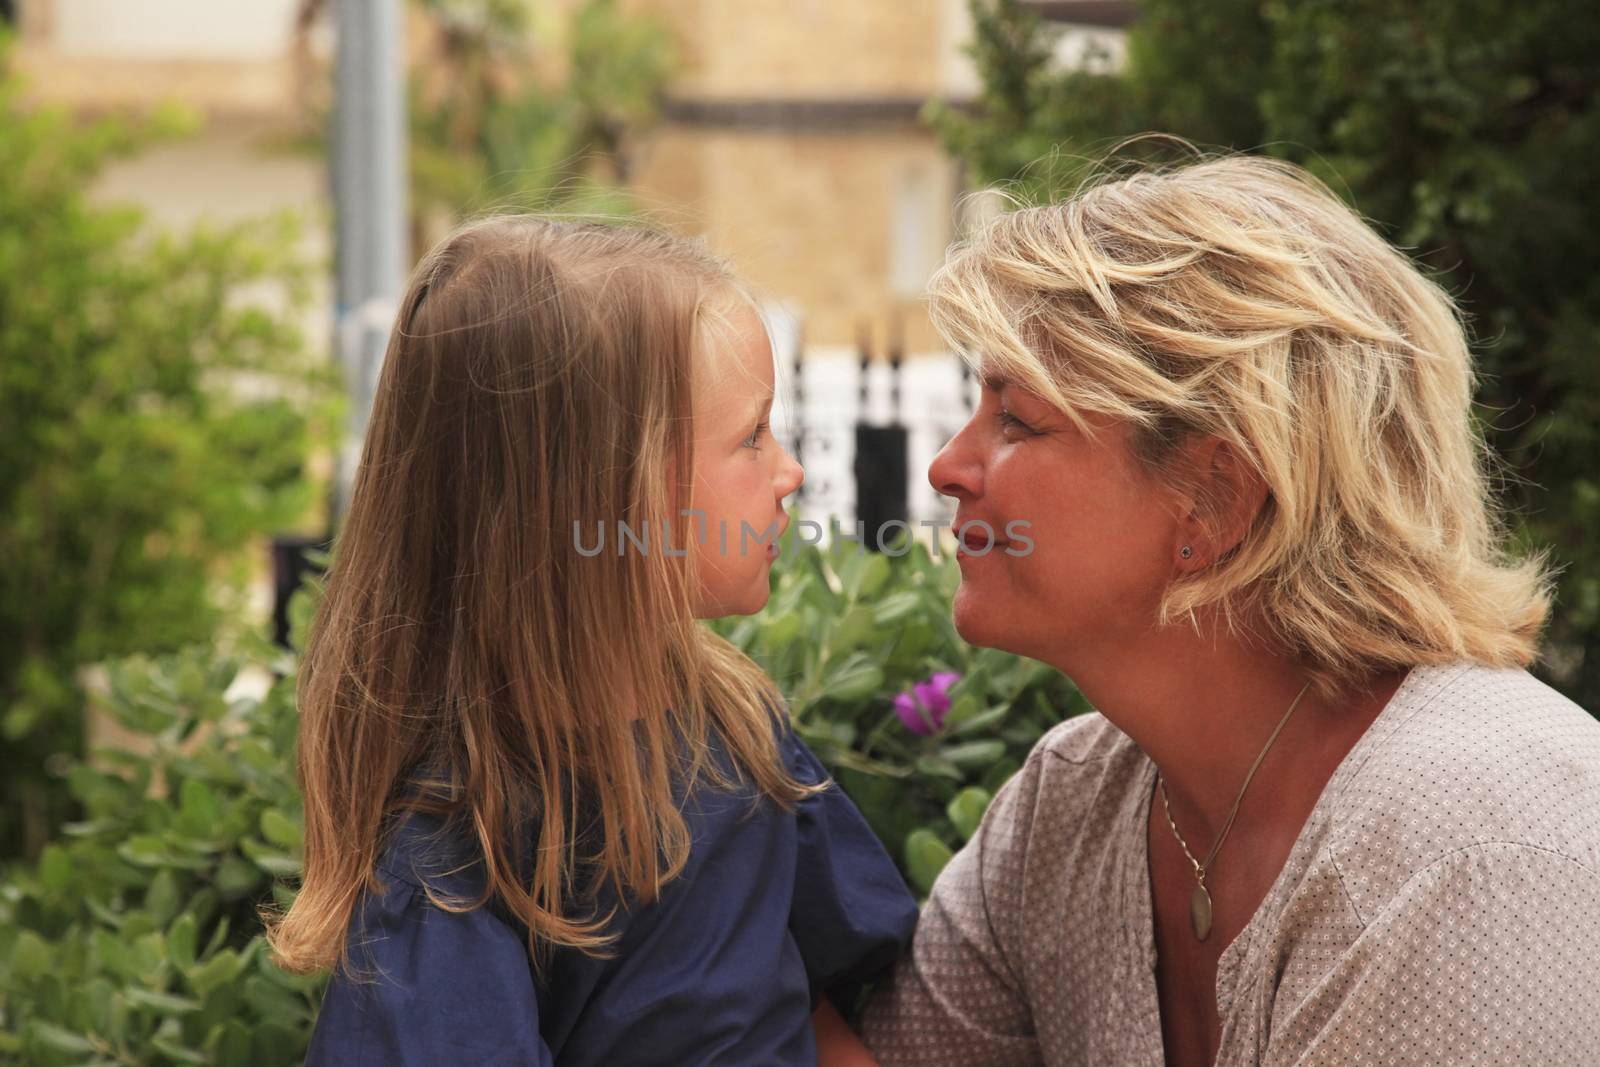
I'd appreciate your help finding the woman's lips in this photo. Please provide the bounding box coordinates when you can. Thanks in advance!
[956,521,1009,555]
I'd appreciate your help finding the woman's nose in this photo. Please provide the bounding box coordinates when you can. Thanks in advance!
[929,421,982,502]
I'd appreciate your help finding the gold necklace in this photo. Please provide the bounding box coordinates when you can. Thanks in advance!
[1157,679,1313,941]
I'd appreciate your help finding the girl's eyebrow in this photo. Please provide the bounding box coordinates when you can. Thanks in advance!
[748,389,774,422]
[981,373,1013,393]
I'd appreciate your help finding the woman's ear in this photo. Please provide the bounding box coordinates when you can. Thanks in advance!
[1173,435,1268,568]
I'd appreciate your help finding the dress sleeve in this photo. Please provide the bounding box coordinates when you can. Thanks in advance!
[784,729,920,1017]
[305,870,556,1067]
[859,750,1045,1067]
[1268,842,1600,1066]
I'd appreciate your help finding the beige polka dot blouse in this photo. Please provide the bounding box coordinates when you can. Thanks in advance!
[861,663,1600,1065]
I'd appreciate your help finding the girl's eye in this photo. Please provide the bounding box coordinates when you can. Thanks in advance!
[744,420,769,449]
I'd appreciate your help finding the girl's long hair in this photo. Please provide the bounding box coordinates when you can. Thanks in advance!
[266,217,812,976]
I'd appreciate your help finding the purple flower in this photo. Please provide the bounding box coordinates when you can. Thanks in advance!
[894,671,962,736]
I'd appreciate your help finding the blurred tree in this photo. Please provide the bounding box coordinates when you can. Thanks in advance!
[408,0,676,248]
[291,0,677,257]
[0,36,335,861]
[933,0,1600,709]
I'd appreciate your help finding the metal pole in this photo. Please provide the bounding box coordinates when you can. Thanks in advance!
[331,0,409,524]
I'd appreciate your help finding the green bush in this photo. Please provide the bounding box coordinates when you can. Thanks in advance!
[713,532,1086,894]
[0,33,337,862]
[0,541,1072,1060]
[0,633,319,1065]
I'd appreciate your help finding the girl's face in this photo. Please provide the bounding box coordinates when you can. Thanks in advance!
[688,299,804,618]
[927,376,1184,671]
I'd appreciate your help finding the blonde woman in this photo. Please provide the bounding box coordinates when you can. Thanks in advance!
[861,155,1600,1065]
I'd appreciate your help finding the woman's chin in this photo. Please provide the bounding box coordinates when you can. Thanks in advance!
[951,587,1007,649]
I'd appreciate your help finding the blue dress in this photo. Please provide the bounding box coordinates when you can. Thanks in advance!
[305,725,919,1066]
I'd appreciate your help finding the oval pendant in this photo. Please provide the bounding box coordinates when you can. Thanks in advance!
[1189,883,1213,941]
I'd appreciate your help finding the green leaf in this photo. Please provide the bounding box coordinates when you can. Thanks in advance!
[144,868,180,927]
[870,590,922,627]
[841,550,891,600]
[764,610,803,649]
[118,835,208,870]
[118,835,170,867]
[92,928,131,978]
[85,896,126,930]
[259,809,303,852]
[939,739,1007,769]
[940,694,982,730]
[39,843,73,894]
[202,916,232,959]
[239,837,301,877]
[913,755,965,782]
[821,653,884,704]
[214,854,262,899]
[210,1020,252,1065]
[946,787,993,842]
[245,974,311,1025]
[168,913,198,971]
[825,604,878,657]
[252,1022,304,1067]
[903,829,955,895]
[149,1035,209,1064]
[11,929,53,981]
[123,986,201,1015]
[981,758,1022,795]
[177,778,222,834]
[186,948,245,1001]
[27,1021,96,1054]
[948,702,1011,737]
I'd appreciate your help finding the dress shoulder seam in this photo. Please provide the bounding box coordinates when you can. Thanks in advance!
[1403,838,1599,881]
[1336,838,1600,929]
[1036,713,1132,767]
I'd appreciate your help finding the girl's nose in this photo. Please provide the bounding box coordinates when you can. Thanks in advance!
[929,420,983,502]
[776,446,804,500]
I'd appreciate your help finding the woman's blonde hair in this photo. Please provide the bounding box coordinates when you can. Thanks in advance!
[266,216,812,977]
[931,151,1552,695]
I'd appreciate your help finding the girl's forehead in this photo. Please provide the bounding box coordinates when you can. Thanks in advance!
[696,302,773,382]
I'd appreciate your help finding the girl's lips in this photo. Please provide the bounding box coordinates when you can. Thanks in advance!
[766,541,779,561]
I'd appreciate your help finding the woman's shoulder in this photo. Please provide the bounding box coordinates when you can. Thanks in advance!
[1034,708,1141,766]
[972,710,1148,865]
[1021,709,1147,803]
[1324,662,1600,906]
[1339,662,1600,820]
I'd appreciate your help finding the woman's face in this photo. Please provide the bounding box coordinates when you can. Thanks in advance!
[928,375,1184,669]
[689,300,804,618]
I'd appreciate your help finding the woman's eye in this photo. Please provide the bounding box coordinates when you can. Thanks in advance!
[744,420,769,449]
[996,410,1035,436]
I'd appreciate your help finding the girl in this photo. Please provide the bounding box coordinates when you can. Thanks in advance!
[268,217,916,1065]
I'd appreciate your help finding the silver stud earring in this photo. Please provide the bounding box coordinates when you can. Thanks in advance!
[1180,546,1193,559]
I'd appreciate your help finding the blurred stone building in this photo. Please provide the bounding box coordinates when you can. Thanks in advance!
[6,0,1132,365]
[6,0,328,247]
[629,0,1133,360]
[620,0,1133,522]
[4,0,1131,527]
